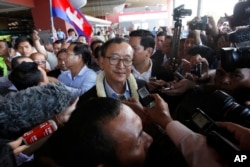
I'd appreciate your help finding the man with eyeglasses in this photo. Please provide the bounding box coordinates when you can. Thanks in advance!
[57,42,97,100]
[77,37,147,104]
[30,52,50,73]
[40,38,187,167]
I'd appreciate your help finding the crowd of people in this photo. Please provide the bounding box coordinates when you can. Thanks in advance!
[1,0,250,167]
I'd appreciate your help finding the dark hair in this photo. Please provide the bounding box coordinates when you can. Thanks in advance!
[53,39,64,45]
[11,56,30,69]
[129,29,155,50]
[165,35,173,46]
[70,42,92,65]
[67,28,76,34]
[56,48,67,57]
[101,37,129,58]
[90,39,104,52]
[94,45,102,59]
[14,36,33,50]
[8,62,43,90]
[156,31,167,37]
[51,97,122,167]
[187,45,218,69]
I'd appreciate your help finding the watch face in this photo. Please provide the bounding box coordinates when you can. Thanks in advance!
[193,112,210,129]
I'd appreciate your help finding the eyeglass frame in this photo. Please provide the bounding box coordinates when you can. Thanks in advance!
[104,56,133,67]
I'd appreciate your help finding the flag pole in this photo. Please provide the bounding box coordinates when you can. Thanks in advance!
[49,0,56,41]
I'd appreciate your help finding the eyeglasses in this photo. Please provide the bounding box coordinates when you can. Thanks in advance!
[105,56,132,67]
[34,59,46,64]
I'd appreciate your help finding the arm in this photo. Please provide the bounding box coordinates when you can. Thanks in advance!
[32,30,48,59]
[217,122,250,150]
[144,94,225,167]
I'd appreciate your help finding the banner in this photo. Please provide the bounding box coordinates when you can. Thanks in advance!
[52,0,93,40]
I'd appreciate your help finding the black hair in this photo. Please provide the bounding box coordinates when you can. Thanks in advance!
[101,37,129,58]
[50,97,122,167]
[94,45,102,59]
[156,31,167,37]
[8,61,43,90]
[129,29,155,50]
[70,42,92,65]
[187,45,218,69]
[14,36,33,50]
[56,48,67,57]
[11,56,31,69]
[90,39,104,52]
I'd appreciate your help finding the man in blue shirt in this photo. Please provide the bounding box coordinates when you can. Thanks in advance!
[58,42,97,100]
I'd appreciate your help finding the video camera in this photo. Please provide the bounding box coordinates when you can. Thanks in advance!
[219,0,250,72]
[183,90,250,159]
[231,0,250,27]
[220,47,250,71]
[173,4,192,21]
[188,16,209,31]
[192,90,250,128]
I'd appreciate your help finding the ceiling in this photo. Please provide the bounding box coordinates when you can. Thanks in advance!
[0,0,168,21]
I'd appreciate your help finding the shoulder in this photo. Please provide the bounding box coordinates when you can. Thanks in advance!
[77,86,97,106]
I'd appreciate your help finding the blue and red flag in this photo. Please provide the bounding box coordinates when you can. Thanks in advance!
[52,0,93,40]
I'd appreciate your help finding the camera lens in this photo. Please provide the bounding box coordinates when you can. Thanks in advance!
[201,90,250,127]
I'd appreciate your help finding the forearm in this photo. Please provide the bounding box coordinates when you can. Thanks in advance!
[165,121,223,167]
[33,40,48,59]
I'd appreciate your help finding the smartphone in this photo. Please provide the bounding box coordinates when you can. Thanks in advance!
[160,87,171,92]
[149,76,157,82]
[137,87,155,108]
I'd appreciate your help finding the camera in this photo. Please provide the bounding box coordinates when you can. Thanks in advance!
[189,16,209,31]
[190,62,202,77]
[228,26,250,44]
[137,87,155,108]
[173,4,192,21]
[220,47,250,71]
[189,108,240,156]
[197,90,250,128]
[231,0,250,27]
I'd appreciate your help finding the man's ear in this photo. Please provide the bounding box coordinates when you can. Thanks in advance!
[147,47,154,57]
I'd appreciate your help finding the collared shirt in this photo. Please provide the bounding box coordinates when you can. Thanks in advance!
[58,65,97,99]
[162,54,168,66]
[104,78,131,101]
[132,59,153,82]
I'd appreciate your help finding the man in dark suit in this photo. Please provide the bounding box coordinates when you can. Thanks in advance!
[150,31,166,65]
[129,29,174,93]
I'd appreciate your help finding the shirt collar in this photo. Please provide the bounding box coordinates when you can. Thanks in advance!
[104,78,131,101]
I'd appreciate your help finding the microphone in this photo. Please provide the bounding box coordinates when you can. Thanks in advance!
[0,82,72,140]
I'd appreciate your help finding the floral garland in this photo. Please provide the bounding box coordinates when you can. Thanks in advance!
[96,71,139,99]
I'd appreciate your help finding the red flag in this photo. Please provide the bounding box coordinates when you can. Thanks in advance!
[52,0,93,40]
